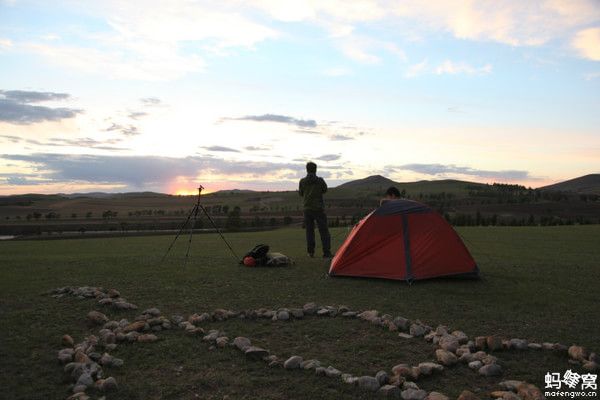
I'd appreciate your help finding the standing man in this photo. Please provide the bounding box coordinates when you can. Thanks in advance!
[299,162,332,258]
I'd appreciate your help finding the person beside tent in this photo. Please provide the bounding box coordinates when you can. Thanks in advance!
[299,162,332,258]
[380,186,401,205]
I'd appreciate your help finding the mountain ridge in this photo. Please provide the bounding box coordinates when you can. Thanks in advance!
[1,173,599,198]
[539,174,600,195]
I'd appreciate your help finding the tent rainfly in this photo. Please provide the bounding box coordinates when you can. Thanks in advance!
[329,199,479,282]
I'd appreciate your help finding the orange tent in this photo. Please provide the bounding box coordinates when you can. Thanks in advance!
[329,199,479,282]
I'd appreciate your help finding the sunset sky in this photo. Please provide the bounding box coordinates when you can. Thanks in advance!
[1,0,599,195]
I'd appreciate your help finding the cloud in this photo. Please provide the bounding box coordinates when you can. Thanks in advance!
[0,90,82,125]
[120,126,139,136]
[340,41,381,64]
[435,60,492,75]
[140,97,161,105]
[295,129,323,135]
[45,137,128,151]
[252,0,600,62]
[104,123,140,136]
[18,2,277,81]
[0,134,128,151]
[128,111,148,120]
[23,41,205,81]
[405,60,492,78]
[245,146,270,151]
[0,38,13,51]
[336,34,407,65]
[315,154,341,161]
[124,97,160,121]
[388,163,535,181]
[0,173,52,186]
[6,176,32,185]
[329,134,354,141]
[0,153,301,189]
[392,0,600,47]
[9,0,600,81]
[0,135,20,143]
[223,114,317,128]
[221,112,367,142]
[405,59,429,78]
[572,28,600,61]
[0,90,70,103]
[202,145,240,152]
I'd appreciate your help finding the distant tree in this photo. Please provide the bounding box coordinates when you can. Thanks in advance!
[283,216,293,225]
[85,212,93,219]
[252,215,264,228]
[222,205,229,214]
[102,210,117,219]
[33,212,42,220]
[71,213,77,219]
[26,214,32,221]
[226,206,241,230]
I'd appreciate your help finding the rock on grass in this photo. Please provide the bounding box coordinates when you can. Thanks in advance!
[86,311,108,325]
[137,333,158,343]
[357,376,380,392]
[378,384,400,398]
[233,337,251,351]
[244,346,269,360]
[283,356,303,369]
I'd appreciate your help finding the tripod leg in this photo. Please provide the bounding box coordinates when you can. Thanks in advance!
[161,204,197,264]
[184,206,199,266]
[199,204,239,260]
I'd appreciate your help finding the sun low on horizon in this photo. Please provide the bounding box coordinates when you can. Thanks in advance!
[0,0,599,196]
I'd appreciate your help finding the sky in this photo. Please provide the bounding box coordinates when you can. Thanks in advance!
[0,0,599,195]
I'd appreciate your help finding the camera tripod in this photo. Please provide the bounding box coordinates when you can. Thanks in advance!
[161,185,239,266]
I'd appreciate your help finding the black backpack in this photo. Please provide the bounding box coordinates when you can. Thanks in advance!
[241,244,270,265]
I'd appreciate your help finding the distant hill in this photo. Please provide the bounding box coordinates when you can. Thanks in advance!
[63,192,170,199]
[1,173,599,235]
[212,189,256,195]
[540,174,600,195]
[332,175,486,198]
[335,174,398,189]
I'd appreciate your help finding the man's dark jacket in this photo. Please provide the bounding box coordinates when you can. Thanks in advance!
[299,173,327,211]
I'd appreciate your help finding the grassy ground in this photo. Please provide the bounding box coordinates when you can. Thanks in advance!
[0,226,599,399]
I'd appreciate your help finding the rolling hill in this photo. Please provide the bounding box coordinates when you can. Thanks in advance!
[540,174,600,195]
[1,174,599,235]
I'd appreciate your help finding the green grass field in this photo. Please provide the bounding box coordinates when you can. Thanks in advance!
[1,226,599,399]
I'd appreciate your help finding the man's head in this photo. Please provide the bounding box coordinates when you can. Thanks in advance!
[384,186,401,199]
[306,161,317,174]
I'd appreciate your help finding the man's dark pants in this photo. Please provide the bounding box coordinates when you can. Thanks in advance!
[304,209,331,255]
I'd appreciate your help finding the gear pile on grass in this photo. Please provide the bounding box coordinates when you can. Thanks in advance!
[49,286,598,400]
